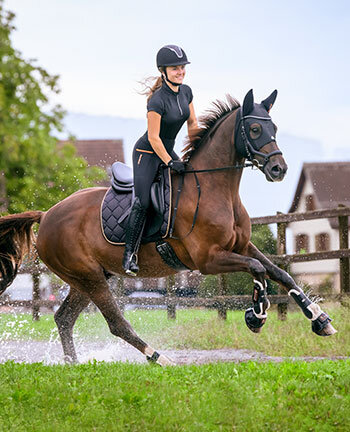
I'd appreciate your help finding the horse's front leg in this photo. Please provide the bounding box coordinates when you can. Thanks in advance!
[247,242,337,336]
[202,247,270,333]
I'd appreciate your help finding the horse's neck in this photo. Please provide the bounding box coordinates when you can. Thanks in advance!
[190,111,244,198]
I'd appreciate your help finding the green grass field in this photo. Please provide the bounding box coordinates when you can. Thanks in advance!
[0,360,349,431]
[0,303,349,357]
[1,305,349,431]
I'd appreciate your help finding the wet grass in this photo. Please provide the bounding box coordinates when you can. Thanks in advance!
[0,303,349,357]
[0,360,349,431]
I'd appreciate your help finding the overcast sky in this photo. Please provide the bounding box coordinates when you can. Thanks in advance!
[7,0,350,158]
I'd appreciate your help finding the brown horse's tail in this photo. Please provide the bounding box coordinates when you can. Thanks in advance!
[0,211,44,294]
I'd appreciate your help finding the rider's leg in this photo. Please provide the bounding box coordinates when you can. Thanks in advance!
[122,197,147,276]
[122,150,161,276]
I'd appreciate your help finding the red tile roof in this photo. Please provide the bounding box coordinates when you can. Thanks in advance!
[289,162,350,228]
[60,139,124,167]
[59,139,124,187]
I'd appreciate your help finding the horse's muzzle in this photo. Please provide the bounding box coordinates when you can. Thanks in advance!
[264,160,288,182]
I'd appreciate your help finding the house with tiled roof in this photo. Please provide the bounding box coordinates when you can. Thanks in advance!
[60,139,124,186]
[288,162,350,293]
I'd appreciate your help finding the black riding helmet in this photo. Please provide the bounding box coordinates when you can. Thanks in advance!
[156,45,190,86]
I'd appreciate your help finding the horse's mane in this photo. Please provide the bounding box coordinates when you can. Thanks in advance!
[182,94,240,161]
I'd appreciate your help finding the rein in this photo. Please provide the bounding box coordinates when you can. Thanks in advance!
[181,160,260,174]
[169,160,257,240]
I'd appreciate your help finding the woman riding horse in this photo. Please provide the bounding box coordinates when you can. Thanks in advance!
[122,44,198,276]
[0,87,336,365]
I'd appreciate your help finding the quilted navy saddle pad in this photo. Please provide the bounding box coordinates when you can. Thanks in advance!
[100,162,172,245]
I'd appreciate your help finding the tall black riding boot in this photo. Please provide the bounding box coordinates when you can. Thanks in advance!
[122,197,147,276]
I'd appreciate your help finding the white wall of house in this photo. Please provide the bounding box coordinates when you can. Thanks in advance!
[288,176,340,292]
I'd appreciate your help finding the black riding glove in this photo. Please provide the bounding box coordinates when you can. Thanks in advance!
[168,160,186,173]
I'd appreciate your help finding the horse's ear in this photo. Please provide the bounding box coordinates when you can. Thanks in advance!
[242,89,254,116]
[261,90,278,113]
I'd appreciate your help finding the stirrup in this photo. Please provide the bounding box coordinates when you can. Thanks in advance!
[124,253,139,277]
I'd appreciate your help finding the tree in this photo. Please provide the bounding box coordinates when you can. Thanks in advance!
[0,2,106,214]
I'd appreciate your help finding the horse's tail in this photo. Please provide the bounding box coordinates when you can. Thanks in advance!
[0,211,44,294]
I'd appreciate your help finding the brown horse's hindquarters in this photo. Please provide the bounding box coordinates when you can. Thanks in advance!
[36,188,108,280]
[35,187,175,280]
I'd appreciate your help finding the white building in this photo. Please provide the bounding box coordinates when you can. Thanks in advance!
[288,162,350,293]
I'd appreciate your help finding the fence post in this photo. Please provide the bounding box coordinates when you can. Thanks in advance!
[167,275,176,319]
[277,214,288,320]
[32,258,40,321]
[338,204,350,294]
[217,274,227,320]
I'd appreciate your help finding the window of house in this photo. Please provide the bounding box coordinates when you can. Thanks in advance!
[305,194,315,211]
[315,233,330,252]
[295,234,309,253]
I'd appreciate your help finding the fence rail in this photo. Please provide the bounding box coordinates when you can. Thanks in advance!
[250,206,350,225]
[268,249,350,265]
[1,206,349,320]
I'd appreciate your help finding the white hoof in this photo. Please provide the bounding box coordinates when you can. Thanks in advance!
[157,354,176,366]
[321,323,337,336]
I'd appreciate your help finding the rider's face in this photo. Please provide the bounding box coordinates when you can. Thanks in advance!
[165,65,186,84]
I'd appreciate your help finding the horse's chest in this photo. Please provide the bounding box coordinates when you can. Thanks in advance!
[232,223,250,252]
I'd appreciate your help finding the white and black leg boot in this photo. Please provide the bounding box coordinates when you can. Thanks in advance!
[288,288,337,336]
[245,279,270,333]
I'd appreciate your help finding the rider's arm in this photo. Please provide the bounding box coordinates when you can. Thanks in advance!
[147,111,172,165]
[187,102,198,139]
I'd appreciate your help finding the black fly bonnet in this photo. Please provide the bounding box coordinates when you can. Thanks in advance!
[235,89,282,170]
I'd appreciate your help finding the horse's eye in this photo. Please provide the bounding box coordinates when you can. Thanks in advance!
[250,123,262,139]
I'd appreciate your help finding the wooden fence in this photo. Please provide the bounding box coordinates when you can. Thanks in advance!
[1,206,349,321]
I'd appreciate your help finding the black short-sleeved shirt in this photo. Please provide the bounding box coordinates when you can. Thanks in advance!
[142,81,193,143]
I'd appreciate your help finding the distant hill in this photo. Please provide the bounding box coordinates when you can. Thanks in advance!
[59,112,329,218]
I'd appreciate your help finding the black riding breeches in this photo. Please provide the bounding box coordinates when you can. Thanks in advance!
[132,137,178,209]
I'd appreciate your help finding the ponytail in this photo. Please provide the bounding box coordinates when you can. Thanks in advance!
[138,68,164,101]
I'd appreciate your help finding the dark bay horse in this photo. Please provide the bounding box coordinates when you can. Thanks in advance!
[0,89,336,364]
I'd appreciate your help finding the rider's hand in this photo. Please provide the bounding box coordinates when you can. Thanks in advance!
[168,160,186,173]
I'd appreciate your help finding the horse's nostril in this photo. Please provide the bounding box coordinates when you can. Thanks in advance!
[271,165,282,175]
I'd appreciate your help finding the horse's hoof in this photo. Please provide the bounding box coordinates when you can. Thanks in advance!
[63,355,77,364]
[320,323,337,336]
[313,322,337,336]
[312,312,337,336]
[245,308,266,333]
[146,352,176,366]
[247,325,263,334]
[157,354,176,366]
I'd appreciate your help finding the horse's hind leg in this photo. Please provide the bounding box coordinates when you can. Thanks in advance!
[247,242,337,336]
[54,287,90,363]
[84,278,174,366]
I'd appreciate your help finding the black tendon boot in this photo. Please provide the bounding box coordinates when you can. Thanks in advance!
[122,198,147,276]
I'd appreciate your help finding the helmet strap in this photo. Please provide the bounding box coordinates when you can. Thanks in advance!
[162,70,181,87]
